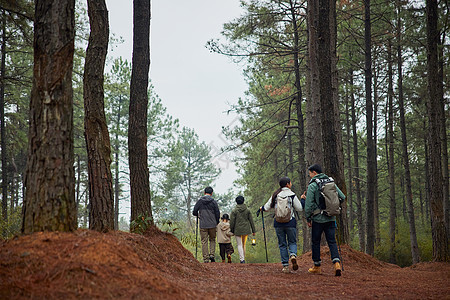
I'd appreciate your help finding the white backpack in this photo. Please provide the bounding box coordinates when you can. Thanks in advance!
[275,194,294,223]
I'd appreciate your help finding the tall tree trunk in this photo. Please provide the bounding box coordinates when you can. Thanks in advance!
[424,125,430,223]
[387,38,397,264]
[129,0,152,224]
[306,0,323,171]
[345,76,354,233]
[289,0,309,252]
[1,9,7,228]
[373,59,380,246]
[350,65,365,252]
[437,22,449,242]
[22,0,77,233]
[397,0,420,264]
[328,0,349,244]
[364,0,376,256]
[84,0,114,232]
[288,0,306,193]
[76,155,81,217]
[426,0,449,262]
[288,132,294,175]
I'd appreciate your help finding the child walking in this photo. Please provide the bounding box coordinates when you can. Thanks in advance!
[217,214,234,263]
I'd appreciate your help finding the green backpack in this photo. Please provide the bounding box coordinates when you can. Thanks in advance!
[312,177,341,217]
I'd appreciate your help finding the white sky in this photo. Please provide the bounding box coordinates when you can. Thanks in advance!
[107,0,247,195]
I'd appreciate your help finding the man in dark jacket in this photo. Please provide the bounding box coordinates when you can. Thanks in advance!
[301,164,345,276]
[193,186,220,263]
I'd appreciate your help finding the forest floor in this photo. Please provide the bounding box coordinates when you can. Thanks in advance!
[1,227,449,300]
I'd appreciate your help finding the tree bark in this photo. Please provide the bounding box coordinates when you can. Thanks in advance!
[328,0,349,244]
[426,0,449,262]
[397,0,420,264]
[387,38,397,264]
[373,61,380,247]
[437,17,449,242]
[289,0,306,195]
[318,0,348,242]
[129,0,152,224]
[345,75,353,233]
[84,0,114,232]
[306,0,323,172]
[350,64,365,252]
[1,9,7,228]
[285,0,309,252]
[22,0,77,233]
[364,0,376,256]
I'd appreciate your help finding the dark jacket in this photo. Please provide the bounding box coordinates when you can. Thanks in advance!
[230,204,256,236]
[193,195,220,229]
[304,173,346,223]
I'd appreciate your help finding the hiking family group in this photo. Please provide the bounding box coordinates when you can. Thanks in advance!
[192,164,345,276]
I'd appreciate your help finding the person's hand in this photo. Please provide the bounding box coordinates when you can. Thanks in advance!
[301,191,306,200]
[307,221,312,228]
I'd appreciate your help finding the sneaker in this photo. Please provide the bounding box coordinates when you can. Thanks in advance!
[209,256,215,263]
[227,254,232,263]
[308,265,321,274]
[240,260,245,264]
[282,266,290,274]
[334,262,342,276]
[290,255,298,271]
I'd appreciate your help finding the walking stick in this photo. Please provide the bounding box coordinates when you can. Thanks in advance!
[195,216,198,260]
[261,210,269,262]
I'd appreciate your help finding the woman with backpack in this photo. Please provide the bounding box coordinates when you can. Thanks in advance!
[258,176,304,273]
[230,195,256,263]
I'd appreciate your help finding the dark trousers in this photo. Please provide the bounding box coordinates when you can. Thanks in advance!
[219,243,234,260]
[311,221,340,266]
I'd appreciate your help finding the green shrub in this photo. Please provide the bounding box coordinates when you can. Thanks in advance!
[0,207,22,239]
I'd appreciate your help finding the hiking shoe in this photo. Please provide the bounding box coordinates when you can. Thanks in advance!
[282,266,290,274]
[227,254,232,263]
[334,262,342,276]
[240,260,245,264]
[222,259,225,263]
[290,255,298,271]
[308,265,321,274]
[209,256,215,263]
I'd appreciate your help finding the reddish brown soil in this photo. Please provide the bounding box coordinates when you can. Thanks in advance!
[1,227,449,299]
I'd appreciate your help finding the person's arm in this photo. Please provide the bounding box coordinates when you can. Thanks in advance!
[229,211,236,234]
[214,200,220,224]
[292,195,303,212]
[304,183,318,222]
[192,200,200,217]
[336,185,346,201]
[262,196,272,211]
[248,209,256,234]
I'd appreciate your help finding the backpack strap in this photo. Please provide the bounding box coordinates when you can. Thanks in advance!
[312,178,324,216]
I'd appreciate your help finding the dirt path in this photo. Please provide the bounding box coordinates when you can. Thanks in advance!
[1,228,449,299]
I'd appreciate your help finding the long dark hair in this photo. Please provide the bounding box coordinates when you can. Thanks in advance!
[270,176,291,208]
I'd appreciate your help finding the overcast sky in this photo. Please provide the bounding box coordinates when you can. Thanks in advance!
[107,1,247,195]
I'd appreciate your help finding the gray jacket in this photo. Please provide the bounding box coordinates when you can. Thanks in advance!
[193,195,220,229]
